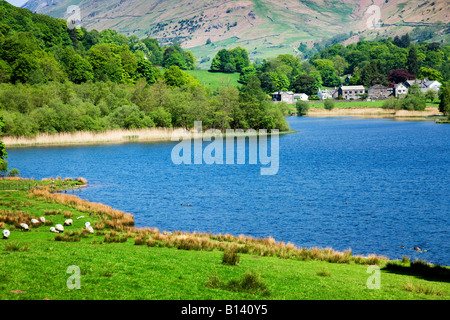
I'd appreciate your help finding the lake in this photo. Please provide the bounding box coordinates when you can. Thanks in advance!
[7,117,450,265]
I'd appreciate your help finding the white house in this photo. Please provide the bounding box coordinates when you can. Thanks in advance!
[294,93,308,101]
[317,89,334,100]
[393,83,408,98]
[425,80,442,92]
[404,78,442,93]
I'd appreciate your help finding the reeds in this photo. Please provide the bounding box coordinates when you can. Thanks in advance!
[30,188,134,230]
[207,270,270,296]
[222,249,240,265]
[3,127,183,147]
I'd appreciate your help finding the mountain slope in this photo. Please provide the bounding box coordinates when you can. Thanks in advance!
[22,0,449,68]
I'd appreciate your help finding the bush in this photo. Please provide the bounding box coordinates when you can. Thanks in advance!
[324,99,335,110]
[296,100,309,116]
[222,249,240,266]
[383,97,402,110]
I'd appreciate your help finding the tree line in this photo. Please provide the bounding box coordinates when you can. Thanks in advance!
[222,34,448,98]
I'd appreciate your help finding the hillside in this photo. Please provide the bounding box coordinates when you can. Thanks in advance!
[22,0,450,69]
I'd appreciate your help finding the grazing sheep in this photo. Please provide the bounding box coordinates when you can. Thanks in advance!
[85,222,91,228]
[50,227,58,233]
[2,230,10,239]
[31,218,40,225]
[64,219,73,226]
[20,223,29,232]
[55,224,64,233]
[40,217,46,224]
[86,226,94,234]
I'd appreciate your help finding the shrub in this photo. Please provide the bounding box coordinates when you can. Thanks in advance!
[4,241,29,252]
[316,268,331,277]
[222,249,240,266]
[382,97,402,110]
[296,100,309,116]
[207,270,270,296]
[324,99,335,110]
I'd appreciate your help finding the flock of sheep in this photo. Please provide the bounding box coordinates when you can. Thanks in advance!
[2,216,93,240]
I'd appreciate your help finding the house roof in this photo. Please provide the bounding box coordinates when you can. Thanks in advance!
[369,84,389,89]
[340,85,365,90]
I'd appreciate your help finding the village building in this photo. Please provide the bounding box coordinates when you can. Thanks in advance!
[393,83,408,98]
[317,88,338,100]
[403,78,442,93]
[293,93,308,101]
[367,84,392,100]
[338,85,366,100]
[272,91,294,104]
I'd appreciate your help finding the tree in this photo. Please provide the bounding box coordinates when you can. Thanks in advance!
[296,100,309,116]
[270,72,290,91]
[229,47,250,73]
[425,89,437,102]
[360,61,387,87]
[319,65,341,87]
[163,46,186,69]
[0,107,7,175]
[407,46,419,76]
[59,48,94,84]
[87,43,124,83]
[388,69,416,84]
[439,84,450,116]
[210,49,232,73]
[136,58,161,84]
[142,38,163,66]
[402,83,426,111]
[418,67,443,83]
[332,55,348,76]
[291,74,318,96]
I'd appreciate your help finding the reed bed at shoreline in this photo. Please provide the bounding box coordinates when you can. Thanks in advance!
[2,127,183,147]
[131,227,388,266]
[29,187,135,229]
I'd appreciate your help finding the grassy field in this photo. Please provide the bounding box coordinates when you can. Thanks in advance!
[185,70,242,91]
[0,178,449,300]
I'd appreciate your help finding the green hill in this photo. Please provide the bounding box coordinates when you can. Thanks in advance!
[22,0,450,69]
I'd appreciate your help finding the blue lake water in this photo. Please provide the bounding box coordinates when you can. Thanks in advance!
[6,117,450,265]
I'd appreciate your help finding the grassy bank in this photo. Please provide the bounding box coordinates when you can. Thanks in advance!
[0,178,449,300]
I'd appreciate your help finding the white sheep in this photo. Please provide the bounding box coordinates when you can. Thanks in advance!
[55,224,64,233]
[31,218,40,225]
[64,219,73,226]
[87,226,94,234]
[2,230,10,239]
[20,223,29,232]
[40,217,46,224]
[85,222,91,228]
[50,227,58,233]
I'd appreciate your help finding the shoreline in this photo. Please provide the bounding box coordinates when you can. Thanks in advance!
[3,107,442,148]
[306,106,442,117]
[3,127,296,148]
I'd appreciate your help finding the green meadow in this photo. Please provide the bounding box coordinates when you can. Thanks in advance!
[184,70,242,91]
[0,179,449,300]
